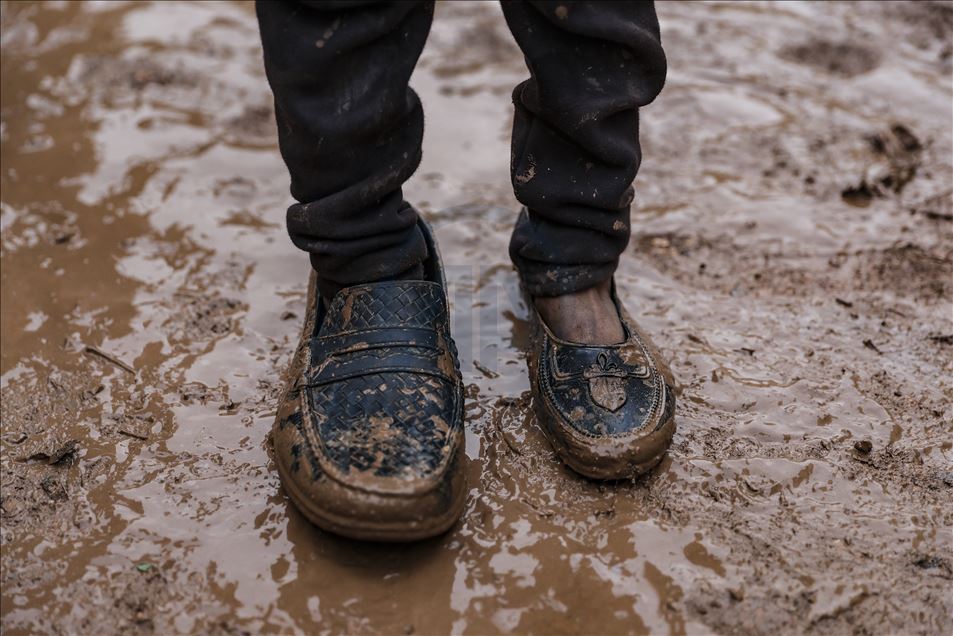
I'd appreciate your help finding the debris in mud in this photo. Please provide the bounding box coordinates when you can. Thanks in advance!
[928,334,953,345]
[867,125,922,192]
[80,456,112,488]
[853,440,873,455]
[80,384,106,402]
[779,38,881,77]
[841,181,876,207]
[842,124,924,205]
[2,431,28,445]
[280,311,298,320]
[84,345,137,375]
[913,555,953,579]
[18,439,78,465]
[868,124,922,156]
[178,382,231,406]
[53,230,76,244]
[40,475,68,501]
[169,294,242,340]
[862,339,882,354]
[491,404,522,456]
[473,359,500,379]
[101,411,152,439]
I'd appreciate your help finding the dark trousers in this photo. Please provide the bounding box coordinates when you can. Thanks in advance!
[256,1,666,298]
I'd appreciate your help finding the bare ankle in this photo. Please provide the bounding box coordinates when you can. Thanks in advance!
[533,282,625,345]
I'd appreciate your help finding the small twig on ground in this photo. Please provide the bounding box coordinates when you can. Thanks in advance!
[520,497,554,519]
[473,360,500,379]
[84,345,136,375]
[862,339,882,354]
[492,400,522,456]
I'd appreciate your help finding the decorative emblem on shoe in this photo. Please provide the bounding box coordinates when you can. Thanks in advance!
[583,352,629,412]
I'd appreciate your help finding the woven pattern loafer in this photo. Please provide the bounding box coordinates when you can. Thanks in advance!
[272,219,466,541]
[525,282,676,480]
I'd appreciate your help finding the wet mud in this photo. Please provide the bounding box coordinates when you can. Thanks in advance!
[2,1,951,634]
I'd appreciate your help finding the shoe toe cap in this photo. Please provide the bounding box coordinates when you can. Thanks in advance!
[540,376,677,479]
[272,390,466,540]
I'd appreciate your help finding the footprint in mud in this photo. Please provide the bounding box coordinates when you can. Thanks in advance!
[778,38,881,77]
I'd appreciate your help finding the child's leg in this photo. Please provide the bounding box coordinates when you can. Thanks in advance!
[256,0,435,300]
[501,1,667,299]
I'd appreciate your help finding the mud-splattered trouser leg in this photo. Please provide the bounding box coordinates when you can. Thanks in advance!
[256,1,433,299]
[501,1,667,296]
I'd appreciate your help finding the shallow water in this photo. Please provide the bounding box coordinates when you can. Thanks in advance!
[2,1,951,634]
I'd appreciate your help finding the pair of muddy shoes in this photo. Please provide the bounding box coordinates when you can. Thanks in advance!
[272,218,676,541]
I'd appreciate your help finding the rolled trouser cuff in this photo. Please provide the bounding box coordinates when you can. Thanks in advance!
[514,257,618,297]
[289,199,428,301]
[509,208,622,297]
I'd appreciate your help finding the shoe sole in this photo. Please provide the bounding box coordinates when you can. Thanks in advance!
[274,440,467,542]
[534,393,675,480]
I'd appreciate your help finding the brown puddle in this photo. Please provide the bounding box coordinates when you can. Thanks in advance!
[2,1,951,634]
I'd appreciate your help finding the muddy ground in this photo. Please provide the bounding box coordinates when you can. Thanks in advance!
[1,1,951,634]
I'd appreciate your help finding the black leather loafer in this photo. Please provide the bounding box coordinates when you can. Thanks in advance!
[272,219,466,541]
[524,282,676,480]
